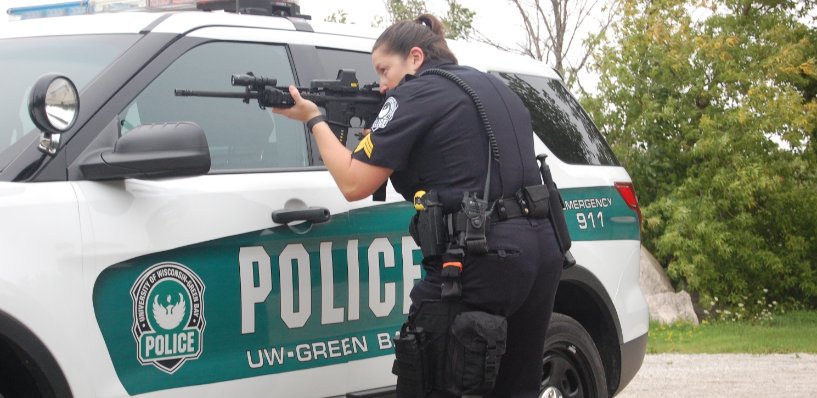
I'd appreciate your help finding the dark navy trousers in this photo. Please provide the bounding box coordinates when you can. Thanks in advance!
[409,217,564,398]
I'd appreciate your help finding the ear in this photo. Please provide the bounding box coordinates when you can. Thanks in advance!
[407,46,425,73]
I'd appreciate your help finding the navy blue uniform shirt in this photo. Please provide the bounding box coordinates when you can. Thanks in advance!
[352,59,541,211]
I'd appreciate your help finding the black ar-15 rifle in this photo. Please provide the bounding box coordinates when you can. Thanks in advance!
[175,69,383,146]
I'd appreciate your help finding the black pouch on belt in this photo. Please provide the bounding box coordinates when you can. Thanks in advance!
[445,311,507,396]
[516,183,550,219]
[393,323,431,398]
[393,300,469,397]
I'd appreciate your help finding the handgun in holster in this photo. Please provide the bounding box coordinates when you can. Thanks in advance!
[409,190,449,259]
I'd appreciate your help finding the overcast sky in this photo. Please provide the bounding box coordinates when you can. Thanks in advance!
[299,0,528,50]
[1,0,531,50]
[1,0,589,85]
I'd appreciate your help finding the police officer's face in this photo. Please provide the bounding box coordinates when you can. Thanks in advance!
[372,46,424,94]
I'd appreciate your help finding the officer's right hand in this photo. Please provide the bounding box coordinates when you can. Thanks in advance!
[271,85,322,123]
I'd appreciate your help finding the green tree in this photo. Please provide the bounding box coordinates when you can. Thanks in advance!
[384,0,427,21]
[382,0,475,40]
[324,9,348,23]
[584,0,817,314]
[495,0,620,92]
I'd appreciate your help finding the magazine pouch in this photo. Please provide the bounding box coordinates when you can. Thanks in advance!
[445,311,507,396]
[393,300,468,397]
[393,323,431,398]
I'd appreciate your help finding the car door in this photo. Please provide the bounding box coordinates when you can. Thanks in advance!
[72,32,387,397]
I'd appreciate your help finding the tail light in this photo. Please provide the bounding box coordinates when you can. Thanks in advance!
[615,182,642,228]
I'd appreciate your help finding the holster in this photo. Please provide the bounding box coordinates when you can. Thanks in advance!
[409,191,448,259]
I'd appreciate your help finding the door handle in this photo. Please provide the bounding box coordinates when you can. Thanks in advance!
[271,207,331,224]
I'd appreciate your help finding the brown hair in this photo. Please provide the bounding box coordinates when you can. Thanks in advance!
[373,14,458,64]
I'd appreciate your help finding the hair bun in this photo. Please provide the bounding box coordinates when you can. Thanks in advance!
[415,13,445,37]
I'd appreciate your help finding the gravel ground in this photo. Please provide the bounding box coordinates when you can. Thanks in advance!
[617,353,817,397]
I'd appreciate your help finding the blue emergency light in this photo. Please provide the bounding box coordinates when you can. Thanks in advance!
[6,0,307,20]
[7,1,92,19]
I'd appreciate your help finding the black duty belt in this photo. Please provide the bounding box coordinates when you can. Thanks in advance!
[449,196,545,235]
[492,198,537,222]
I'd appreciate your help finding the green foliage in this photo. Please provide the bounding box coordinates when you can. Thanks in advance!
[584,0,817,315]
[441,0,475,40]
[324,9,348,24]
[382,0,475,39]
[385,0,427,22]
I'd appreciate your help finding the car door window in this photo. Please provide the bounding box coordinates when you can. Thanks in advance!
[120,41,307,171]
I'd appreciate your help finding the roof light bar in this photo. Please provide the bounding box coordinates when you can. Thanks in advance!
[6,0,311,20]
[7,1,92,20]
[196,0,310,19]
[146,0,199,10]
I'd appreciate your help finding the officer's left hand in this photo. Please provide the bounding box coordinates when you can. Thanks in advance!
[271,85,322,123]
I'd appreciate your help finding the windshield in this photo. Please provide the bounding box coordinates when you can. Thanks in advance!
[0,34,139,170]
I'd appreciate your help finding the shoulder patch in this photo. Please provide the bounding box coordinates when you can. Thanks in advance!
[354,134,374,158]
[371,97,398,132]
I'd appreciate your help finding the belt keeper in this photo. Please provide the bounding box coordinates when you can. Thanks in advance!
[495,199,508,221]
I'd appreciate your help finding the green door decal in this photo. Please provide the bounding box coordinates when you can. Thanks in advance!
[94,203,418,394]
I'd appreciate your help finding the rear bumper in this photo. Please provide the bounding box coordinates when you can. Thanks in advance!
[616,332,647,396]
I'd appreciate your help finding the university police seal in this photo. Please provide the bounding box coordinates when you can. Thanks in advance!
[371,96,398,132]
[131,262,205,374]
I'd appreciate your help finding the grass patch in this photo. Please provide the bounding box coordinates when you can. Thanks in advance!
[647,310,817,354]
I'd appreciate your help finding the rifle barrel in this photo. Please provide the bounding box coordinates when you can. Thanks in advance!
[174,89,253,99]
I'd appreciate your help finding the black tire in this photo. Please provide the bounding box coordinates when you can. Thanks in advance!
[540,313,608,398]
[0,339,46,398]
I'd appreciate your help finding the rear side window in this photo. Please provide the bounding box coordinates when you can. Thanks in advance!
[495,72,619,166]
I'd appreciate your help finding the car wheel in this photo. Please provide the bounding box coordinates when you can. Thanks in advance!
[540,313,608,398]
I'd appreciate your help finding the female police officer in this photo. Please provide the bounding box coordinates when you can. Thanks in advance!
[272,14,564,398]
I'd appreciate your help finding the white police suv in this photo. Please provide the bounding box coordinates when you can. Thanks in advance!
[0,1,647,397]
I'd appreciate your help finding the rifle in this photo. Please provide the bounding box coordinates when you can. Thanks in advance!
[175,69,383,146]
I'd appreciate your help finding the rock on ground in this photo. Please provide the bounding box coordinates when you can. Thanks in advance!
[639,246,699,325]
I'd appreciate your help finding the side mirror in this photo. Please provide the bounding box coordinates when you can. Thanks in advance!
[28,74,79,155]
[80,122,211,180]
